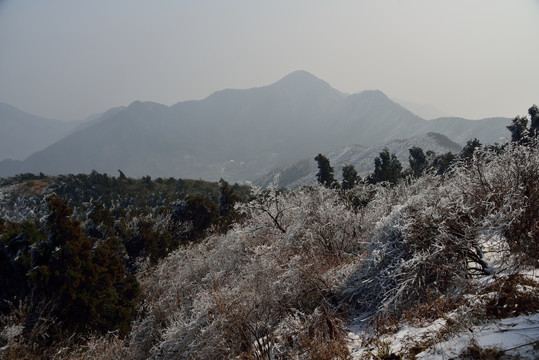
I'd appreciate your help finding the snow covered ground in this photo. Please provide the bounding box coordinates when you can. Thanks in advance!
[346,269,539,360]
[419,314,539,359]
[348,313,539,359]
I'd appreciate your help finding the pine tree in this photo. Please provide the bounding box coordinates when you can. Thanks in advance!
[529,104,539,136]
[315,154,337,188]
[369,148,402,185]
[341,165,359,190]
[217,179,241,232]
[218,179,240,217]
[507,116,528,143]
[459,138,482,163]
[408,146,427,178]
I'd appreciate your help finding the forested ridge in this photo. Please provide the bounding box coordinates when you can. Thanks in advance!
[0,106,538,359]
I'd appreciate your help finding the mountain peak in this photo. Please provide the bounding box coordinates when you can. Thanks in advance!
[357,89,390,100]
[126,101,168,112]
[273,70,331,90]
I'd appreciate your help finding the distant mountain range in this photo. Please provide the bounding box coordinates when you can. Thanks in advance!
[0,103,79,161]
[256,132,462,188]
[0,71,511,181]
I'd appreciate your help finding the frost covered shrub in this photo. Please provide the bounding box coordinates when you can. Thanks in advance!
[0,300,62,360]
[341,140,539,319]
[339,177,460,318]
[124,182,362,359]
[451,140,539,266]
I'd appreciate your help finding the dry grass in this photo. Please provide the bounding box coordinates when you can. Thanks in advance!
[457,339,511,360]
[481,274,539,319]
[401,292,468,326]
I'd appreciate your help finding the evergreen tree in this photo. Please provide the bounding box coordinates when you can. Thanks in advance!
[529,104,539,136]
[506,105,539,145]
[217,179,241,232]
[460,138,482,163]
[408,146,427,178]
[218,179,240,218]
[29,194,139,335]
[369,148,402,185]
[315,153,336,188]
[172,194,218,242]
[507,116,529,143]
[430,152,455,175]
[118,169,127,180]
[341,165,359,190]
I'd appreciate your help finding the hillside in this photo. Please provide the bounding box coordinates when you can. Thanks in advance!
[0,71,510,181]
[2,136,537,359]
[257,132,462,188]
[0,103,77,161]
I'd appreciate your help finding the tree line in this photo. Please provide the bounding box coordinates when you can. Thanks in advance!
[315,104,539,190]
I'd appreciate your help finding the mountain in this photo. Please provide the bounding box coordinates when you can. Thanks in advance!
[421,116,509,144]
[393,98,448,120]
[0,71,511,181]
[0,103,79,161]
[257,132,463,189]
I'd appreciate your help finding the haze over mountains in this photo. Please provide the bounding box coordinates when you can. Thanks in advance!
[0,103,79,161]
[0,71,510,182]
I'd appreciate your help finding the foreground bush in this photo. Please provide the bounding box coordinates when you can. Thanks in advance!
[342,140,539,319]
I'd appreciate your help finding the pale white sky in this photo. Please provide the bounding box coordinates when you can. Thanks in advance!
[0,0,538,121]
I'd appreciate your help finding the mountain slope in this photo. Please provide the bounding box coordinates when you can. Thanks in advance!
[257,132,462,188]
[0,103,77,161]
[0,71,510,180]
[422,116,509,144]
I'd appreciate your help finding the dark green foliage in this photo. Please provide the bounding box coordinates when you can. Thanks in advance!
[218,179,240,217]
[369,148,402,185]
[28,194,140,335]
[0,220,43,313]
[85,200,116,239]
[341,165,360,190]
[172,194,219,243]
[125,216,174,266]
[217,179,242,232]
[529,104,539,135]
[408,147,427,178]
[428,151,456,175]
[459,138,482,163]
[507,104,539,143]
[0,171,254,345]
[315,153,337,188]
[507,116,529,143]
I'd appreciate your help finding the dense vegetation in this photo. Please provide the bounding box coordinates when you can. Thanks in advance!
[0,174,249,353]
[0,106,538,359]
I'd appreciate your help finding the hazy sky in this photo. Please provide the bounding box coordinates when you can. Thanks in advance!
[1,0,538,121]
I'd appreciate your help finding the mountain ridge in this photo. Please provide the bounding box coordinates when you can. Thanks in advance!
[0,71,511,181]
[0,103,77,161]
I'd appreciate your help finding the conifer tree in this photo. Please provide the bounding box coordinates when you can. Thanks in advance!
[459,138,482,163]
[369,148,402,185]
[217,179,241,232]
[529,104,539,136]
[507,116,529,143]
[29,194,139,335]
[408,146,427,178]
[218,179,240,218]
[315,153,337,188]
[341,164,359,190]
